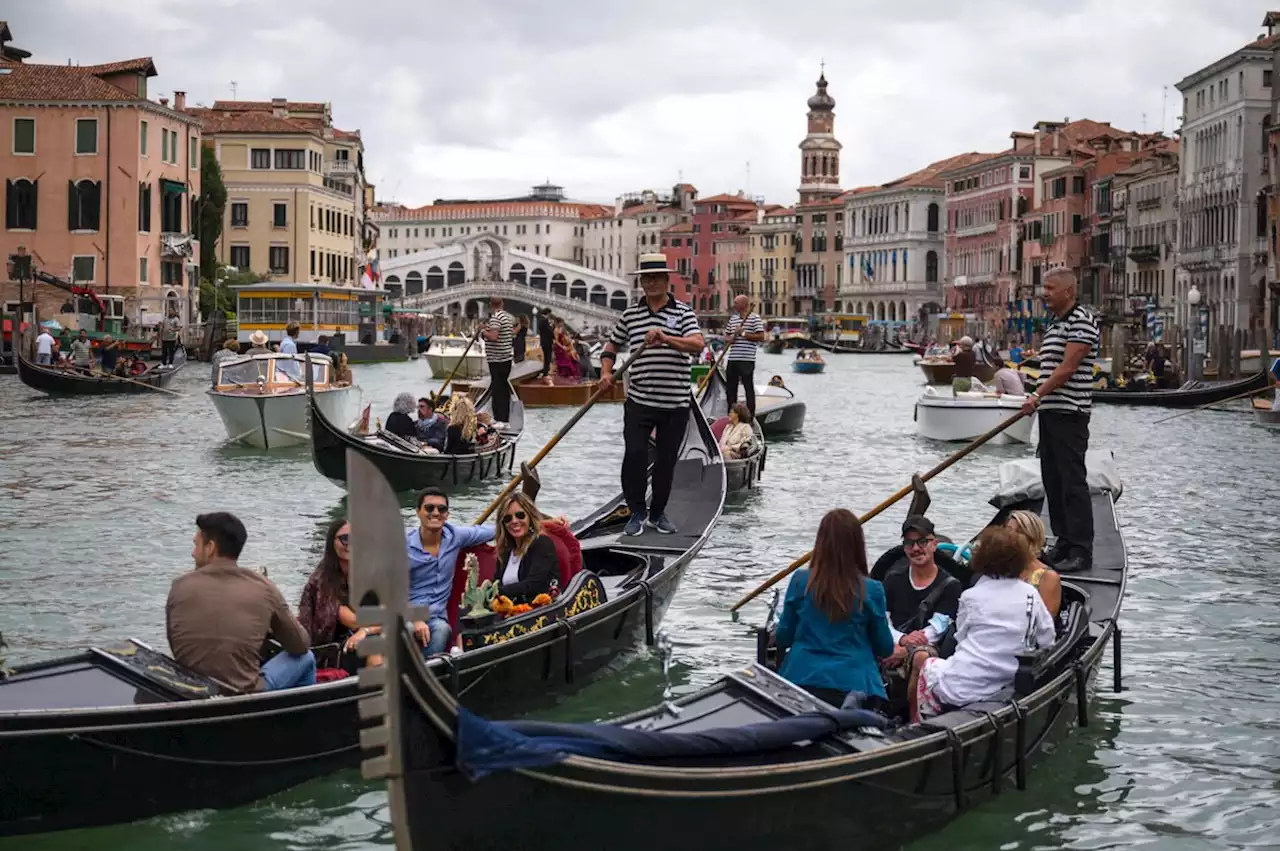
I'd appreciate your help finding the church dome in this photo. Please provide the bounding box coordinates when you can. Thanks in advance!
[807,73,835,111]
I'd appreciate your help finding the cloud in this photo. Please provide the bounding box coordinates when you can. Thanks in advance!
[13,0,1274,205]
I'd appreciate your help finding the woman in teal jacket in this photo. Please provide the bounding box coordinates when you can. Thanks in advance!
[776,508,895,705]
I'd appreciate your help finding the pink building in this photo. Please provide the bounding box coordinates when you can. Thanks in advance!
[0,23,202,325]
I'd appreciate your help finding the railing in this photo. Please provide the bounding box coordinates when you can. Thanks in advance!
[1128,245,1160,263]
[954,222,999,238]
[399,280,623,323]
[325,159,356,175]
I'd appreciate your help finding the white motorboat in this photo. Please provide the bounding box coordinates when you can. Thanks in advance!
[209,353,359,449]
[424,337,486,380]
[915,387,1035,444]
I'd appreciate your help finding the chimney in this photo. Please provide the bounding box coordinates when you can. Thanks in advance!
[159,96,169,107]
[271,96,287,117]
[174,91,186,110]
[1053,128,1061,153]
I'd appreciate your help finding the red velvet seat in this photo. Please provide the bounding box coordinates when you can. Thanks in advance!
[710,416,731,441]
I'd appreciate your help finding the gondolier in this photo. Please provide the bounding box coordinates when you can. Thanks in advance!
[723,295,765,416]
[1020,267,1098,574]
[482,296,514,425]
[600,253,705,536]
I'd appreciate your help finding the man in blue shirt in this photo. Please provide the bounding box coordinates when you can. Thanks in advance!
[406,487,495,655]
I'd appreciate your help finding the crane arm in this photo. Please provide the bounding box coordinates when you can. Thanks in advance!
[31,270,108,328]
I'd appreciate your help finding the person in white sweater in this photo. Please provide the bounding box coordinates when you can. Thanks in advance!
[909,524,1056,722]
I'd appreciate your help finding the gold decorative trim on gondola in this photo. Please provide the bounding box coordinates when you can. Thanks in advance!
[463,576,606,649]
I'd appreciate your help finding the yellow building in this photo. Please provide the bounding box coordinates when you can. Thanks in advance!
[748,206,797,318]
[191,99,367,285]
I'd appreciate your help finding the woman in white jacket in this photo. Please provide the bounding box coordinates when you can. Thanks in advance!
[909,524,1056,722]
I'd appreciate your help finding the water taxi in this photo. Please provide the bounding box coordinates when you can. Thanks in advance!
[232,282,404,363]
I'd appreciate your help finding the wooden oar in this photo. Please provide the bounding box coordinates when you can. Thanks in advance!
[431,330,483,405]
[695,334,731,396]
[91,367,184,397]
[729,409,1030,613]
[472,346,644,525]
[1152,381,1274,425]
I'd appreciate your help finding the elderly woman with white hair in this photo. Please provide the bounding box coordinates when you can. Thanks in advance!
[385,392,418,439]
[951,335,978,392]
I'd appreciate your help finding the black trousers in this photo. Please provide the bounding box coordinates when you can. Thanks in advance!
[538,342,553,377]
[622,400,685,518]
[1038,410,1093,558]
[489,360,513,423]
[161,339,177,365]
[724,359,756,416]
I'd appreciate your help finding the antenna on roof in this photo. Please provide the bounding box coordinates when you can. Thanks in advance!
[230,80,238,99]
[1161,85,1168,135]
[1141,112,1147,133]
[745,161,751,197]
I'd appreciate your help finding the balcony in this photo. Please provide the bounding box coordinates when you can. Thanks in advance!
[325,159,356,175]
[728,277,750,295]
[954,222,999,239]
[1128,245,1160,264]
[1135,195,1162,210]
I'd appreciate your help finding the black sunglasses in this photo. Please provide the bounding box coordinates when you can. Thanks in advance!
[420,504,448,514]
[903,537,934,549]
[503,511,527,523]
[336,533,350,546]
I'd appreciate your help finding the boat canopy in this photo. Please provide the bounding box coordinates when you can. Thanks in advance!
[215,353,332,391]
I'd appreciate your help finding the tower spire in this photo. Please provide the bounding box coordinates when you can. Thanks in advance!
[797,68,841,204]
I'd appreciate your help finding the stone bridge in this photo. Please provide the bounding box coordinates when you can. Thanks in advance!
[396,280,624,328]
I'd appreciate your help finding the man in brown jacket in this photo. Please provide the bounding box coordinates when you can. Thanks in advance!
[166,512,315,692]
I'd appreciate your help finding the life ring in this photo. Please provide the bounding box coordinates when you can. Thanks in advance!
[936,541,972,565]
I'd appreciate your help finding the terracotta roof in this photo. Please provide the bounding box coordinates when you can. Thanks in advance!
[372,200,611,222]
[334,128,361,142]
[1010,119,1128,156]
[211,99,327,113]
[695,193,758,206]
[879,152,999,190]
[0,59,147,101]
[663,222,695,233]
[619,202,684,219]
[188,107,319,136]
[81,57,157,77]
[764,206,795,216]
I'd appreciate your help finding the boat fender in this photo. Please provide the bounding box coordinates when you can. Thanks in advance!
[936,541,972,565]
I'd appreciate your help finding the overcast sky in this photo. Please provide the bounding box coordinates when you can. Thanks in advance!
[15,1,1276,206]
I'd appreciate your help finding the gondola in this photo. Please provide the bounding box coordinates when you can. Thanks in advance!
[753,381,807,435]
[1093,370,1269,408]
[0,394,726,838]
[363,455,1127,851]
[15,345,185,395]
[763,337,785,355]
[307,376,523,492]
[830,343,915,355]
[696,367,765,491]
[1253,395,1280,428]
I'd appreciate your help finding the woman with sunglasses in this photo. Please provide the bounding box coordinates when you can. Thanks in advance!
[775,508,896,707]
[493,493,560,604]
[298,518,379,672]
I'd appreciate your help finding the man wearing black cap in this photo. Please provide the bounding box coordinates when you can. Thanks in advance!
[881,515,962,668]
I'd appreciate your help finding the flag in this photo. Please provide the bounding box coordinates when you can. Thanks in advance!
[361,248,380,289]
[863,255,874,282]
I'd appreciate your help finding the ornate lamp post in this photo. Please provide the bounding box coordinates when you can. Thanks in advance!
[1187,284,1207,382]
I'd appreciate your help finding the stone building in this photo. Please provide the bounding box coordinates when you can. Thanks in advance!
[794,72,844,314]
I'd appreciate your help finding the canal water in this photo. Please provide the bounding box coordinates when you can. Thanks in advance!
[1,353,1277,850]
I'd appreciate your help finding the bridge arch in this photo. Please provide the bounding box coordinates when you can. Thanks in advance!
[385,274,401,298]
[530,268,547,290]
[589,284,608,306]
[551,274,567,296]
[405,271,423,296]
[570,279,587,301]
[509,263,526,284]
[426,266,444,290]
[447,262,465,286]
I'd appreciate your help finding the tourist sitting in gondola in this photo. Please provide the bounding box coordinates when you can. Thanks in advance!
[333,352,353,386]
[415,397,449,451]
[167,512,316,692]
[475,411,500,447]
[908,524,1055,722]
[552,319,581,381]
[768,375,786,388]
[880,516,962,673]
[298,518,381,674]
[775,509,896,707]
[407,488,496,655]
[718,403,756,460]
[1004,510,1062,618]
[445,395,480,454]
[494,493,561,605]
[386,393,419,439]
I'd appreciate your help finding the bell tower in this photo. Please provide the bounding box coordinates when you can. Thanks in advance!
[797,68,842,204]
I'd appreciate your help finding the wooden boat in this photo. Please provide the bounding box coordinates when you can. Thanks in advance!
[791,350,826,374]
[16,341,185,396]
[696,367,765,491]
[308,377,523,493]
[0,401,725,838]
[753,381,806,435]
[1253,395,1280,429]
[831,343,915,355]
[513,374,626,407]
[916,355,997,386]
[763,337,785,354]
[361,460,1127,851]
[209,353,359,449]
[1094,370,1269,408]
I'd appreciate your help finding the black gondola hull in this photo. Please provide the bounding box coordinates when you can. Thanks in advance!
[695,368,764,492]
[1093,370,1269,407]
[15,349,184,395]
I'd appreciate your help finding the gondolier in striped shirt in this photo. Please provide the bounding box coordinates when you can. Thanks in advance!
[600,253,705,537]
[723,295,765,416]
[1020,268,1099,574]
[482,296,514,425]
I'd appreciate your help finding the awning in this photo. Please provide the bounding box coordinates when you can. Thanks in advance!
[160,179,187,195]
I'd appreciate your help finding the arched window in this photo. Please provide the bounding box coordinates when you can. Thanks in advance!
[926,250,939,283]
[589,284,608,306]
[426,266,444,290]
[570,279,587,301]
[404,270,424,296]
[70,178,102,231]
[509,262,526,284]
[446,261,465,286]
[609,290,629,311]
[530,268,548,290]
[552,274,568,295]
[888,302,897,322]
[7,178,37,229]
[384,274,401,297]
[900,301,908,323]
[927,202,940,232]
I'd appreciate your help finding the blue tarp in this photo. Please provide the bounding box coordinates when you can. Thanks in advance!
[455,704,887,781]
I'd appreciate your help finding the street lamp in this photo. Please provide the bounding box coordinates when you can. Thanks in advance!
[1187,284,1207,381]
